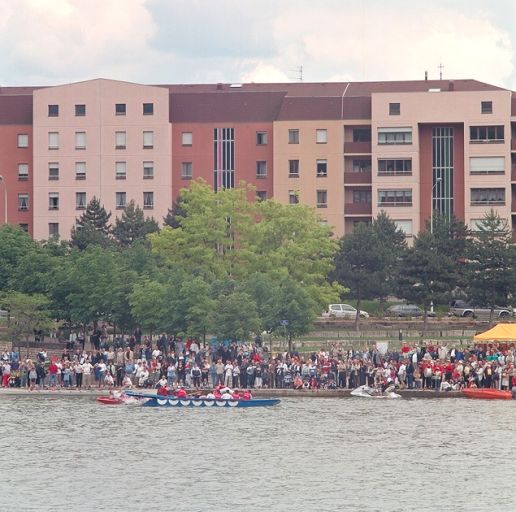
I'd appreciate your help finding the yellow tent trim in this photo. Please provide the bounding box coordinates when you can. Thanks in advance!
[473,323,516,341]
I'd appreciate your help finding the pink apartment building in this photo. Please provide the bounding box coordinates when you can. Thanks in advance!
[1,77,515,241]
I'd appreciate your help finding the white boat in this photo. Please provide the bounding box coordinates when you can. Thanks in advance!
[350,385,401,399]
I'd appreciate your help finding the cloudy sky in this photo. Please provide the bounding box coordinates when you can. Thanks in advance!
[1,0,516,89]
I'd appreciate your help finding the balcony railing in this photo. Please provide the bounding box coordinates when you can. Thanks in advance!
[344,202,372,215]
[344,141,372,154]
[344,171,372,184]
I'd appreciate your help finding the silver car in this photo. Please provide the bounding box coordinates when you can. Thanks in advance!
[325,304,370,319]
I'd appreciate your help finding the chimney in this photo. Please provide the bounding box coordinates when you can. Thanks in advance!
[424,71,428,81]
[448,80,454,91]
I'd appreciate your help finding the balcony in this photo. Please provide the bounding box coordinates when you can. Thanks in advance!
[344,202,372,215]
[344,171,372,185]
[344,141,372,154]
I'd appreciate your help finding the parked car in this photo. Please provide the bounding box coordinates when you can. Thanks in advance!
[386,304,436,318]
[448,300,512,318]
[322,304,370,319]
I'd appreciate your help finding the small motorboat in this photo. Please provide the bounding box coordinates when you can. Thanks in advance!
[462,388,512,400]
[350,385,401,399]
[124,390,280,407]
[97,396,123,405]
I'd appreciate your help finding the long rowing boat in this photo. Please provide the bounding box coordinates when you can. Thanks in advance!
[120,390,280,407]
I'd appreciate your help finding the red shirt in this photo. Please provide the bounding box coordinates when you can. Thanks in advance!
[49,363,58,375]
[176,388,187,398]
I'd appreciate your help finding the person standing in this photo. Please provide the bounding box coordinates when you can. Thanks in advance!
[74,361,84,389]
[1,361,11,387]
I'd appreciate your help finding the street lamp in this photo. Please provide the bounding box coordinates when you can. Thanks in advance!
[430,177,443,234]
[0,175,7,224]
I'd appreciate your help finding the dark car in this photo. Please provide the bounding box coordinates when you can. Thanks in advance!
[386,304,436,318]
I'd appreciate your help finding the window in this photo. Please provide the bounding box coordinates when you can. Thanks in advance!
[470,188,505,205]
[19,224,28,232]
[378,127,412,145]
[115,103,126,115]
[289,159,300,177]
[17,134,29,148]
[75,162,86,180]
[48,193,59,210]
[352,128,371,142]
[116,192,127,209]
[143,192,154,209]
[316,190,328,208]
[76,192,86,210]
[18,193,29,211]
[256,161,267,178]
[481,101,492,114]
[316,129,327,144]
[181,162,192,179]
[378,159,412,176]
[470,125,504,143]
[48,162,59,180]
[48,132,59,150]
[469,157,504,175]
[115,131,126,149]
[378,189,412,206]
[18,163,29,180]
[288,129,299,144]
[353,190,372,203]
[393,220,413,237]
[115,161,127,180]
[48,104,59,117]
[143,161,154,179]
[75,104,86,116]
[288,190,299,204]
[182,132,193,146]
[389,103,401,115]
[256,132,268,145]
[352,159,371,173]
[75,131,86,149]
[316,159,327,177]
[256,191,267,201]
[143,103,154,115]
[143,131,154,149]
[48,223,59,237]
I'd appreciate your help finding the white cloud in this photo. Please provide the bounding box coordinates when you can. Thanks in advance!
[0,0,514,89]
[0,0,155,84]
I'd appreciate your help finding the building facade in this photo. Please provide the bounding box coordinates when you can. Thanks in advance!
[0,78,514,240]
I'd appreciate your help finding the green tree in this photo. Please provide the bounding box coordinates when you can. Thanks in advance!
[70,197,112,250]
[151,180,340,313]
[0,225,39,291]
[332,222,388,329]
[371,212,407,310]
[398,230,455,330]
[112,200,159,247]
[163,196,188,229]
[129,279,170,336]
[62,247,126,327]
[211,290,261,342]
[427,212,469,295]
[464,210,516,324]
[0,291,54,357]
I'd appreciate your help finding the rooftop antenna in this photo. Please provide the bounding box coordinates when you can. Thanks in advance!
[289,65,303,82]
[438,61,444,80]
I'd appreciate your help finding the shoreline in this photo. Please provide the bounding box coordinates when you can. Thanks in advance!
[0,387,465,399]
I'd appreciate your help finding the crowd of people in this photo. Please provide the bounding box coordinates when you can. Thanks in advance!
[2,331,516,393]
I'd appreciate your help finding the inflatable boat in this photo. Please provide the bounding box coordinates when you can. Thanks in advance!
[462,388,512,400]
[123,390,280,407]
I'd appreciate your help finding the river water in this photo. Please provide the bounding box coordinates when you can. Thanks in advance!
[1,396,516,511]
